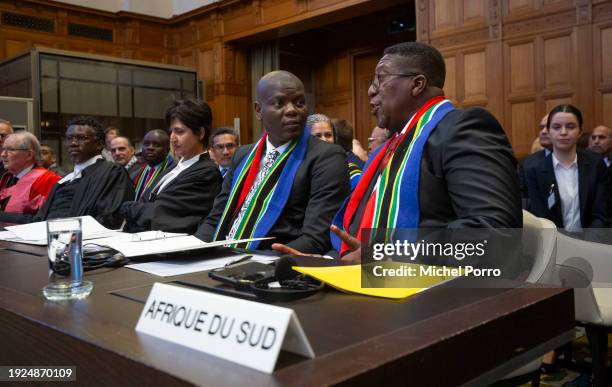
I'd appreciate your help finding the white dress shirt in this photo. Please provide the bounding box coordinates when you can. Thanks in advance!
[58,155,102,184]
[552,153,582,233]
[153,152,203,194]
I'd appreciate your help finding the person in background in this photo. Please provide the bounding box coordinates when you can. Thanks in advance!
[110,136,144,182]
[332,118,363,190]
[352,138,368,162]
[307,114,335,144]
[102,126,119,161]
[120,99,222,233]
[0,132,60,214]
[0,116,134,228]
[367,126,390,156]
[589,125,612,167]
[0,119,14,176]
[209,127,239,178]
[132,129,176,201]
[40,144,68,177]
[523,104,609,233]
[333,119,365,169]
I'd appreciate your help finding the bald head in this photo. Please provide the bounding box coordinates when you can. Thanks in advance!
[254,70,307,147]
[256,71,304,102]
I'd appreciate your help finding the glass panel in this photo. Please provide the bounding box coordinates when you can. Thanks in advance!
[133,87,177,119]
[41,58,57,77]
[118,68,131,84]
[59,79,117,116]
[133,69,181,89]
[180,73,196,92]
[0,54,32,98]
[119,86,132,117]
[59,60,116,83]
[41,78,58,113]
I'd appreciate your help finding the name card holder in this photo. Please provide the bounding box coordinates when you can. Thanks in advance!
[135,283,314,373]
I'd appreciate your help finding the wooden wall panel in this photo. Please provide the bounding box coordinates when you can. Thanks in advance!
[444,56,457,101]
[603,93,612,126]
[545,97,573,112]
[601,26,612,82]
[4,39,30,58]
[434,0,458,31]
[543,34,573,89]
[509,42,535,93]
[463,50,487,104]
[464,0,487,24]
[510,102,536,156]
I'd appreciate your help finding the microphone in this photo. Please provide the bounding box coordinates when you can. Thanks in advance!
[274,255,300,282]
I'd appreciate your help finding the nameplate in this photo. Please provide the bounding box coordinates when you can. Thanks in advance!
[135,283,314,373]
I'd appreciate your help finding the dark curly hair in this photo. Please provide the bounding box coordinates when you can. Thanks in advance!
[67,116,105,142]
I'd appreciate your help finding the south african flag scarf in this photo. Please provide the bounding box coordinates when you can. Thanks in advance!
[331,96,455,255]
[213,127,310,248]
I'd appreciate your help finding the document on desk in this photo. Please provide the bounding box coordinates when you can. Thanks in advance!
[127,253,278,277]
[2,216,122,245]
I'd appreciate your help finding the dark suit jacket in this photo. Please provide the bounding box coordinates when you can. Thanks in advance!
[121,153,222,234]
[195,137,350,254]
[127,161,145,183]
[134,158,177,201]
[417,107,523,228]
[523,149,609,228]
[0,159,134,229]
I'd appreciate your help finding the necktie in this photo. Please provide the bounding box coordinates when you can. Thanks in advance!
[6,176,18,187]
[227,149,280,239]
[220,167,228,178]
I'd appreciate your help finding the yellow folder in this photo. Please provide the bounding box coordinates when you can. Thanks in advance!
[293,262,459,299]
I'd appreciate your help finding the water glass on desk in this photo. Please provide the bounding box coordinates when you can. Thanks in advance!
[42,218,93,301]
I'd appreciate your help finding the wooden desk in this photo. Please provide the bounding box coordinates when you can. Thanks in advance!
[0,242,574,386]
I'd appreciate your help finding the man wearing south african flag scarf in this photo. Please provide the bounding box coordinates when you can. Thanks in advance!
[195,71,350,254]
[273,42,522,262]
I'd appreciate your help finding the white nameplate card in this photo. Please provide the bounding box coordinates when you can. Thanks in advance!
[135,283,315,373]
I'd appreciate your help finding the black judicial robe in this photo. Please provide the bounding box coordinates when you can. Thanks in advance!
[0,159,134,229]
[120,153,222,234]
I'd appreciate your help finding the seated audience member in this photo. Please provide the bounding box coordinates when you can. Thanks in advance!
[110,136,144,182]
[0,119,14,176]
[132,129,176,201]
[40,144,68,177]
[0,133,60,214]
[333,119,365,169]
[0,116,134,228]
[120,100,222,233]
[307,114,361,189]
[307,114,335,144]
[523,104,609,232]
[272,42,522,263]
[367,126,390,155]
[589,125,612,167]
[102,126,119,161]
[209,127,239,177]
[352,139,368,162]
[195,71,350,254]
[332,118,363,189]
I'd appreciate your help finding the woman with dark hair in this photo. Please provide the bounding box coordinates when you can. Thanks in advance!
[120,99,222,233]
[523,104,609,233]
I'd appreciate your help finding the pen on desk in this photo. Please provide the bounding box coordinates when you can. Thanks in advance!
[225,255,253,267]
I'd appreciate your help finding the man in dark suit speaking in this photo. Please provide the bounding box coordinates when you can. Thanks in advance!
[195,71,350,254]
[274,42,522,262]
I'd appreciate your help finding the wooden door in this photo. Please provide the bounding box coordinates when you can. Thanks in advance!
[353,52,381,147]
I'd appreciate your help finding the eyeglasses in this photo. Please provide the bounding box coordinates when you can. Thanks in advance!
[0,147,29,153]
[64,135,95,145]
[213,143,237,151]
[370,72,422,91]
[0,133,10,140]
[368,136,388,143]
